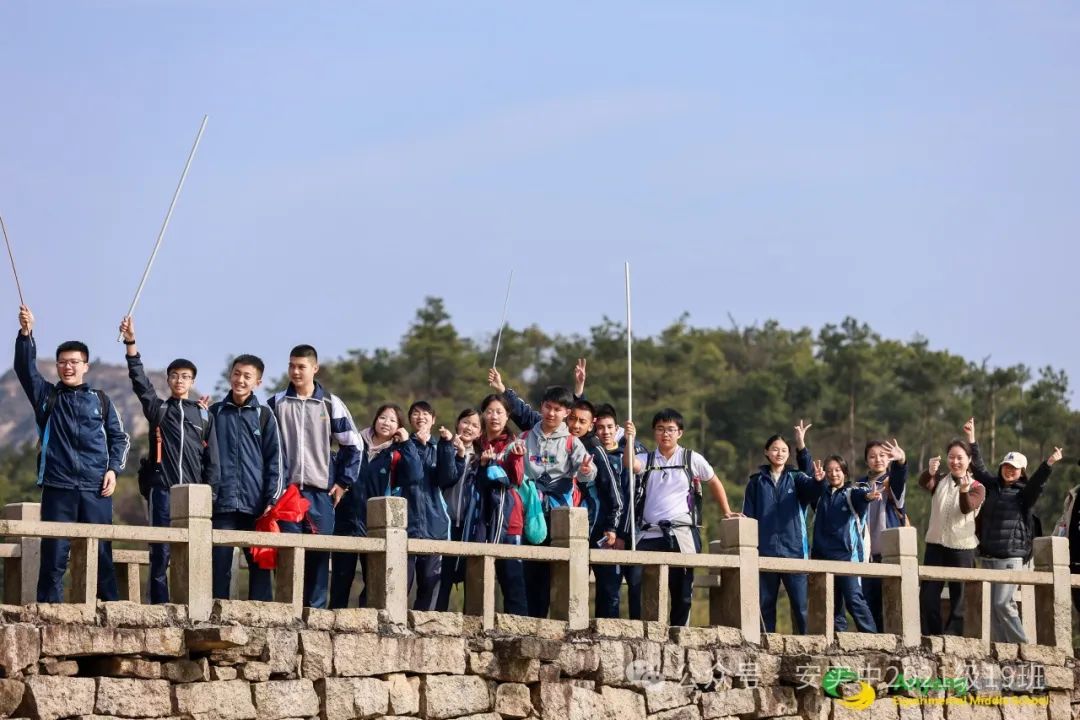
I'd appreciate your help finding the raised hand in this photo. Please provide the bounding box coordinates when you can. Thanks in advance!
[580,452,593,476]
[962,417,975,443]
[438,425,453,442]
[393,427,410,444]
[509,439,526,456]
[865,486,882,501]
[1048,447,1064,466]
[812,459,825,482]
[793,419,812,450]
[198,395,212,410]
[488,367,506,393]
[574,358,587,396]
[928,456,941,476]
[18,304,33,335]
[119,316,136,343]
[624,421,636,444]
[883,438,906,464]
[452,434,467,457]
[480,447,496,466]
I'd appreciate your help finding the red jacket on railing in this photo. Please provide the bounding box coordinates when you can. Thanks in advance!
[251,485,311,570]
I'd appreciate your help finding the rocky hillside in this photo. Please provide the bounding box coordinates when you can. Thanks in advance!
[0,360,190,450]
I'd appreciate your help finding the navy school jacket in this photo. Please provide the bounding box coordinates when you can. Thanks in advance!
[404,434,457,540]
[741,448,821,559]
[209,392,283,517]
[335,432,423,538]
[811,483,874,561]
[15,333,129,491]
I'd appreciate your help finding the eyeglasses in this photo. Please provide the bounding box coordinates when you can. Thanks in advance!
[168,373,195,382]
[56,360,85,368]
[655,426,680,435]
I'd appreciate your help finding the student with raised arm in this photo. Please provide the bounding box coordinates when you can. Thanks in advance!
[741,421,820,634]
[268,344,361,609]
[810,455,877,632]
[15,305,129,602]
[856,438,908,632]
[625,410,737,627]
[208,354,283,602]
[965,417,1060,643]
[119,316,219,604]
[919,439,986,635]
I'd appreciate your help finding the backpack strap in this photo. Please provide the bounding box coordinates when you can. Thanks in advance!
[258,405,273,436]
[38,385,61,431]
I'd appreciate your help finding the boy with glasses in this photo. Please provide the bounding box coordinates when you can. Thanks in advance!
[119,316,219,603]
[625,409,737,626]
[15,305,130,602]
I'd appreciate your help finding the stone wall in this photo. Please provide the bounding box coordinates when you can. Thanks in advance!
[0,600,1075,720]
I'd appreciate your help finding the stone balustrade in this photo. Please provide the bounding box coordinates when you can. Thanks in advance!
[0,485,1075,654]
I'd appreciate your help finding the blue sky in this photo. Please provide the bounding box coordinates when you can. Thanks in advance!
[2,2,1078,398]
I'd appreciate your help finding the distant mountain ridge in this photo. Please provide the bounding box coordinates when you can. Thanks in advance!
[0,360,183,450]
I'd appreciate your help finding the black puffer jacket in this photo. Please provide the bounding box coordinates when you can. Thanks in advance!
[971,442,1051,560]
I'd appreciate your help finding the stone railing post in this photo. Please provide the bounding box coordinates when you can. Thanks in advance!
[717,517,760,644]
[2,502,41,605]
[962,581,990,648]
[68,538,98,606]
[1033,536,1072,652]
[880,526,920,647]
[274,545,306,617]
[170,484,213,621]
[708,539,724,625]
[367,496,408,625]
[464,555,496,630]
[550,506,590,630]
[806,571,835,641]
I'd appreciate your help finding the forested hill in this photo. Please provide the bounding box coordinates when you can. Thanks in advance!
[1,296,1078,536]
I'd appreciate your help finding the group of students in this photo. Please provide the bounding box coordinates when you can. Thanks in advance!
[13,303,1071,638]
[745,418,1064,643]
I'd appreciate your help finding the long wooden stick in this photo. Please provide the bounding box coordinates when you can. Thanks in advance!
[0,215,25,305]
[626,261,636,550]
[119,115,208,339]
[491,269,514,368]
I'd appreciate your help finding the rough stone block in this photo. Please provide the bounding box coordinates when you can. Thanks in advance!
[99,602,187,628]
[753,686,797,717]
[410,636,468,675]
[212,666,239,681]
[141,628,186,657]
[332,609,379,633]
[32,603,96,625]
[253,679,319,720]
[262,629,299,676]
[84,657,162,679]
[162,659,208,683]
[41,658,80,676]
[0,679,25,717]
[662,645,685,681]
[686,650,715,686]
[940,636,984,659]
[992,643,1019,661]
[648,708,701,720]
[40,626,144,657]
[468,651,540,683]
[784,635,830,655]
[95,678,173,718]
[644,681,694,713]
[668,627,720,649]
[535,681,608,720]
[592,619,645,639]
[409,610,464,636]
[298,632,332,680]
[386,674,419,716]
[836,632,899,653]
[302,608,335,631]
[600,686,646,720]
[186,627,251,651]
[420,675,490,720]
[240,662,272,683]
[19,676,96,720]
[495,683,534,718]
[494,613,568,640]
[0,624,40,676]
[317,677,389,720]
[212,601,298,628]
[555,643,600,677]
[173,680,257,720]
[1019,644,1069,667]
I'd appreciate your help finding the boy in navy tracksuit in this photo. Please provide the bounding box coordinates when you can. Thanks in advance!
[592,403,647,619]
[15,305,130,602]
[209,354,284,601]
[120,316,219,604]
[809,454,878,632]
[268,344,361,609]
[405,401,457,610]
[742,421,820,634]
